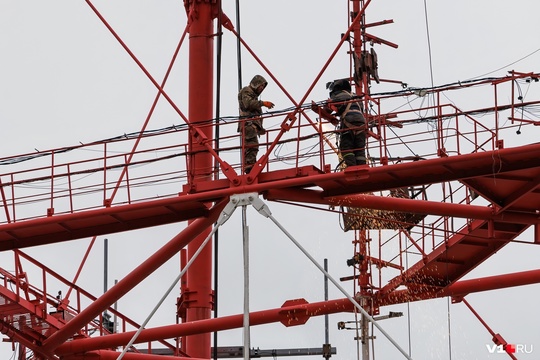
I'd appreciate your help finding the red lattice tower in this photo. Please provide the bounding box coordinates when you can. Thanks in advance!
[0,1,539,360]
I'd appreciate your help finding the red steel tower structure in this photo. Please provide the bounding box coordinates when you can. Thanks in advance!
[0,1,540,359]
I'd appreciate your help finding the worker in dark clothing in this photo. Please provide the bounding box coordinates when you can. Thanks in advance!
[238,75,274,174]
[326,79,366,167]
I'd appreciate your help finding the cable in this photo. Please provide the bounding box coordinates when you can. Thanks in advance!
[465,47,540,81]
[1,74,530,170]
[235,0,243,92]
[422,0,435,90]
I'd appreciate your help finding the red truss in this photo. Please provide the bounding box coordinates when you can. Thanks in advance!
[0,1,539,359]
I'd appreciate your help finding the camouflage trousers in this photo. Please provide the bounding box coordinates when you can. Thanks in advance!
[242,123,259,171]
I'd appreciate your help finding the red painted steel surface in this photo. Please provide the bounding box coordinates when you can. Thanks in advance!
[54,298,353,356]
[184,1,217,358]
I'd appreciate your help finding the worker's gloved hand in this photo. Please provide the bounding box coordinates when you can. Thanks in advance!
[327,103,338,113]
[262,101,275,109]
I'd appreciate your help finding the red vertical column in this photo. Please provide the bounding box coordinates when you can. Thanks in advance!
[185,1,215,359]
[351,0,371,306]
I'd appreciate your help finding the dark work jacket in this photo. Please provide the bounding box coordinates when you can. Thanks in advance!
[329,90,365,128]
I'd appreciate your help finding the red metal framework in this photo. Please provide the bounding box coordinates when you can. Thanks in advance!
[1,0,540,359]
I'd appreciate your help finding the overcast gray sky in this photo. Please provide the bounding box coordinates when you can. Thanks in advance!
[1,1,540,359]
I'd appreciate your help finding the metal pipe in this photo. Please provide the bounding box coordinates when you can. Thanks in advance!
[63,349,205,360]
[375,269,540,306]
[328,192,493,220]
[444,269,540,297]
[242,206,250,360]
[185,0,216,356]
[267,187,494,220]
[323,259,329,351]
[55,298,354,356]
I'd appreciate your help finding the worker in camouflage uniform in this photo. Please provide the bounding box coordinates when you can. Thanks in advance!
[327,78,366,167]
[237,75,274,174]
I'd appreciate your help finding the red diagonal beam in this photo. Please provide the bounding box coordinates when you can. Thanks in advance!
[462,299,518,360]
[228,0,373,178]
[84,0,236,183]
[41,199,228,355]
[107,26,189,205]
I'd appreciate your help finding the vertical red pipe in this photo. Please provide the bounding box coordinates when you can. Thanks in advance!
[349,0,373,329]
[186,1,215,359]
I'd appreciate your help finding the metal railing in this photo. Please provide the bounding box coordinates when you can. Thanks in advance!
[0,249,177,354]
[0,74,536,229]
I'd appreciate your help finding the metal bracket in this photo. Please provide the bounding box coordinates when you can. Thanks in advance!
[217,193,272,227]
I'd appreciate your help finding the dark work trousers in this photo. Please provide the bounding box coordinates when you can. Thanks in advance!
[340,127,366,167]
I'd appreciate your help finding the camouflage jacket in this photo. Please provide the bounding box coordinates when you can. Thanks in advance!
[237,75,268,131]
